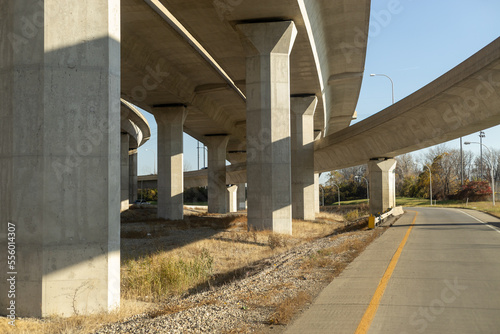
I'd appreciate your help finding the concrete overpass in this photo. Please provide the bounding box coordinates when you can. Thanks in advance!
[2,0,499,319]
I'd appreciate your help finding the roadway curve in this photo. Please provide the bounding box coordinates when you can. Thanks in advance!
[285,207,500,333]
[314,37,500,172]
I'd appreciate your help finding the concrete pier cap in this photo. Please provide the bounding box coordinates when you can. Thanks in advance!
[237,20,297,235]
[368,158,397,215]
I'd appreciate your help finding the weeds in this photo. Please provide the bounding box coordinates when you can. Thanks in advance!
[122,248,214,300]
[268,292,312,325]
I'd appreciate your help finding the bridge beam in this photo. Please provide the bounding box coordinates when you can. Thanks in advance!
[237,21,297,234]
[0,0,121,317]
[291,96,318,220]
[206,135,229,213]
[152,106,188,220]
[368,158,397,215]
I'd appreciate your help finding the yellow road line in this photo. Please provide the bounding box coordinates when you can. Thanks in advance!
[354,210,418,334]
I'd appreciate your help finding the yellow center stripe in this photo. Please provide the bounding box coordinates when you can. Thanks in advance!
[354,210,418,333]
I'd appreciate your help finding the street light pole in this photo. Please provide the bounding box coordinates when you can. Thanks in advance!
[370,73,395,104]
[465,141,495,206]
[480,131,485,180]
[355,176,369,205]
[424,164,432,206]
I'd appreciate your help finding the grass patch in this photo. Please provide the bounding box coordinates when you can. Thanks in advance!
[122,248,214,301]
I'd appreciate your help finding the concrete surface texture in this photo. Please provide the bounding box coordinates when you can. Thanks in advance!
[206,135,230,214]
[238,21,297,234]
[291,96,318,220]
[129,150,138,203]
[285,207,500,333]
[237,183,246,210]
[314,37,500,172]
[368,158,397,215]
[227,185,238,213]
[121,133,131,212]
[0,0,121,317]
[152,106,188,220]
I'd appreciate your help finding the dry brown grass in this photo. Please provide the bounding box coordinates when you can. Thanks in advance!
[4,208,367,334]
[268,292,312,325]
[0,299,152,334]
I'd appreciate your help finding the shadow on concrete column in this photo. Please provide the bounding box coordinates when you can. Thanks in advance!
[368,158,397,215]
[237,183,246,210]
[291,96,317,220]
[0,1,121,317]
[237,21,297,235]
[152,106,188,220]
[129,150,138,203]
[206,135,229,213]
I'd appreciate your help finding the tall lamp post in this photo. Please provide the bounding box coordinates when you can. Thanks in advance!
[465,141,495,206]
[479,131,485,179]
[424,164,433,206]
[355,176,369,205]
[370,73,395,104]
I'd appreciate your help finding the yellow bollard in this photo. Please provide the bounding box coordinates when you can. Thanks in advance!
[368,215,375,229]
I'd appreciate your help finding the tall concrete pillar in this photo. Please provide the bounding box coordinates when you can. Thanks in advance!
[152,106,188,220]
[0,1,120,317]
[227,185,238,213]
[314,173,320,213]
[237,183,246,210]
[291,96,317,220]
[237,21,297,234]
[368,158,397,215]
[121,134,130,212]
[129,150,138,203]
[206,135,229,213]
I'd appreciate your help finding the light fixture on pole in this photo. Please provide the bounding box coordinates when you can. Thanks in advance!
[465,141,495,206]
[479,131,485,179]
[354,176,369,205]
[370,73,395,104]
[424,164,433,206]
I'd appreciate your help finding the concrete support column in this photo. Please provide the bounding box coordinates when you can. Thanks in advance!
[368,158,397,215]
[121,134,130,212]
[0,0,121,317]
[152,106,188,220]
[237,21,297,234]
[291,96,317,220]
[314,173,320,213]
[129,150,138,203]
[227,185,238,213]
[237,183,246,210]
[206,135,229,213]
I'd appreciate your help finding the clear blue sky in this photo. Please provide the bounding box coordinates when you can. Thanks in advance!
[137,0,500,176]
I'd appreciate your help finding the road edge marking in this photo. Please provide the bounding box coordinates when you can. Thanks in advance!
[354,210,418,334]
[457,209,500,234]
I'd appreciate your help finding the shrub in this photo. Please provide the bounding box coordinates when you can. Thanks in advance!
[455,181,491,202]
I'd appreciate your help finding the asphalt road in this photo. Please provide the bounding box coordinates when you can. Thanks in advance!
[285,207,500,334]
